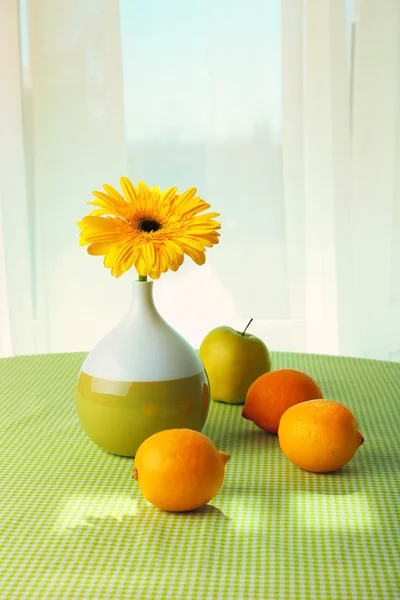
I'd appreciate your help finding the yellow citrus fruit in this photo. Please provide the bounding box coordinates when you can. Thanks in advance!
[132,428,230,512]
[242,369,323,433]
[278,399,364,473]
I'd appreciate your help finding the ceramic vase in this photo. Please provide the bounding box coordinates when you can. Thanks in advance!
[76,280,210,456]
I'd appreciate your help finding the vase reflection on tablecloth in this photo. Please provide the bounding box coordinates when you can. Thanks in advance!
[76,280,210,457]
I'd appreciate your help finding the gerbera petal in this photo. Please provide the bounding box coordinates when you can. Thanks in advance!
[142,243,156,268]
[201,233,220,244]
[78,215,123,231]
[161,187,178,204]
[182,245,206,265]
[150,187,161,207]
[197,212,220,220]
[178,236,206,252]
[102,184,126,205]
[90,193,118,206]
[87,242,116,256]
[120,176,138,204]
[111,264,125,278]
[138,181,150,199]
[152,247,161,272]
[90,193,131,219]
[104,240,135,268]
[192,237,214,248]
[80,232,122,246]
[164,239,184,256]
[117,242,137,266]
[179,199,211,216]
[148,269,162,280]
[169,252,184,272]
[175,187,197,207]
[161,243,177,267]
[87,208,112,217]
[135,250,149,277]
[187,217,221,230]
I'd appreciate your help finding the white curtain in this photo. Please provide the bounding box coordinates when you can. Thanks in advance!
[348,0,400,362]
[281,0,400,361]
[0,0,34,356]
[1,0,399,361]
[0,193,12,357]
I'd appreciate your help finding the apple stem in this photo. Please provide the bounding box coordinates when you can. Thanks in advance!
[242,318,253,336]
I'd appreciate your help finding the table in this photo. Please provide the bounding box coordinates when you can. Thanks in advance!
[1,351,399,599]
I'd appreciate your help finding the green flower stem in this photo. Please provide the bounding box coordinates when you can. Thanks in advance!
[138,275,148,282]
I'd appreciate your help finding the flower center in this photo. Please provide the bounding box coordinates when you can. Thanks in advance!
[138,218,162,233]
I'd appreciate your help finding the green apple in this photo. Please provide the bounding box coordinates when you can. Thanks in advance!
[199,321,271,404]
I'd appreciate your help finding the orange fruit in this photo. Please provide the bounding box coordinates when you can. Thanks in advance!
[242,369,323,433]
[132,428,230,512]
[278,399,364,473]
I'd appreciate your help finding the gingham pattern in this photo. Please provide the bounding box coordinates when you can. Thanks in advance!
[0,352,399,600]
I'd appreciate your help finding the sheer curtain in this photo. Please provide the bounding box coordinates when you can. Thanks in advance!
[1,0,399,361]
[1,0,34,356]
[281,0,400,362]
[0,195,12,357]
[347,0,400,362]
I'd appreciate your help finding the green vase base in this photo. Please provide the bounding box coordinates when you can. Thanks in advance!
[76,371,210,457]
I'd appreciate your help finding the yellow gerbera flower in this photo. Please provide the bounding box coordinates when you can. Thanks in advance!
[77,177,221,279]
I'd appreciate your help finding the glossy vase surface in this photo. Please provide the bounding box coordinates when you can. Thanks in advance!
[76,280,210,456]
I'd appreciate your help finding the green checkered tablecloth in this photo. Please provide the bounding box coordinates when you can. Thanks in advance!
[0,351,399,599]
